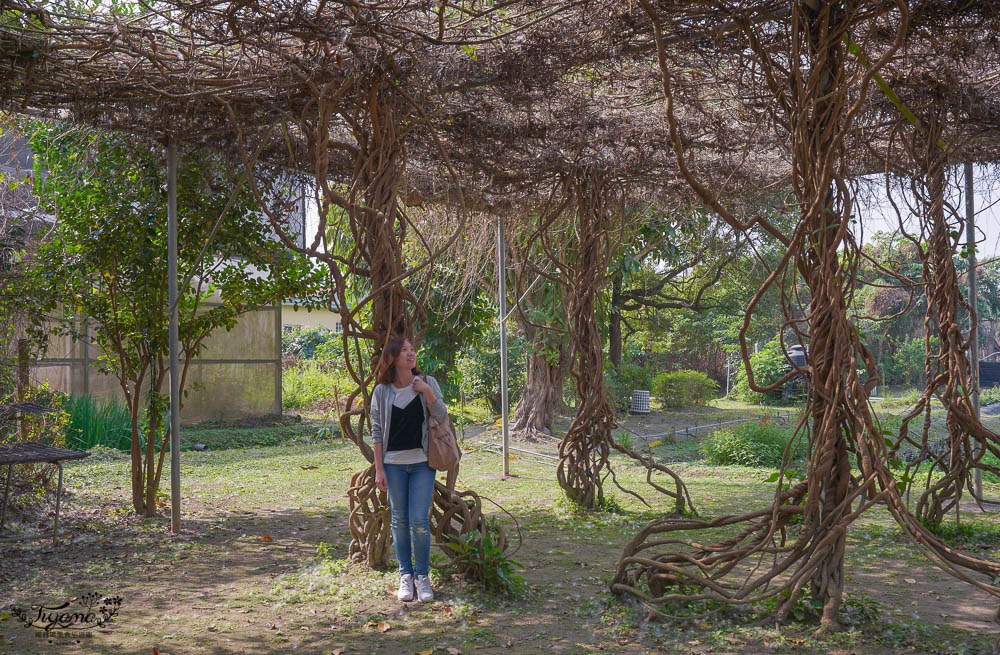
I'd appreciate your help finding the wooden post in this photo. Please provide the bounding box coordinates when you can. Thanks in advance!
[17,338,29,441]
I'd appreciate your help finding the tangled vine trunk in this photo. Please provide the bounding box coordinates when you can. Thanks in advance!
[556,171,618,508]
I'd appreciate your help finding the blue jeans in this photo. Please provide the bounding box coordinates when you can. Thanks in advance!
[384,461,435,576]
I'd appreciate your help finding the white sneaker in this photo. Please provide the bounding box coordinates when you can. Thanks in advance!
[397,574,414,601]
[414,574,434,602]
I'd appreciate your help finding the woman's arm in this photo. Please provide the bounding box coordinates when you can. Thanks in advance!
[373,442,386,492]
[370,387,387,491]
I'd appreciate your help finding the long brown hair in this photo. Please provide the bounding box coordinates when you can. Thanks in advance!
[376,337,422,385]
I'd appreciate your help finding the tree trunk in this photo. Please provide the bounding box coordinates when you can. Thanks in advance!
[511,349,559,437]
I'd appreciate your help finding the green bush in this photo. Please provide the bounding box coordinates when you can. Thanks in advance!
[605,362,655,411]
[282,326,337,359]
[282,360,353,411]
[442,521,525,597]
[700,417,800,467]
[456,328,526,413]
[65,394,132,450]
[651,370,718,408]
[733,338,793,404]
[980,385,1000,406]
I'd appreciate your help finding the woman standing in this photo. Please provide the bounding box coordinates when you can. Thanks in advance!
[370,337,447,602]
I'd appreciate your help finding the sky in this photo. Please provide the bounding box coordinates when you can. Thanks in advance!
[853,163,1000,260]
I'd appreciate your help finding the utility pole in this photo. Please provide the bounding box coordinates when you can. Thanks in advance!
[967,162,982,500]
[497,216,510,478]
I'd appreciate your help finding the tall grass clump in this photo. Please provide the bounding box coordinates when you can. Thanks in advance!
[283,360,347,410]
[700,417,800,467]
[65,394,132,450]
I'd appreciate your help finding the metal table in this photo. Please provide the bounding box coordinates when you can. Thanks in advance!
[0,442,90,543]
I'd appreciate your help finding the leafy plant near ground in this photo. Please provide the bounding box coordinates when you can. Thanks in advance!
[733,338,794,405]
[64,394,132,451]
[980,385,1000,406]
[651,370,719,407]
[442,520,526,598]
[605,362,654,411]
[282,360,354,411]
[700,416,800,467]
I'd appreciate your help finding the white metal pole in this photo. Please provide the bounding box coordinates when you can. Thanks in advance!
[967,162,982,499]
[497,216,510,478]
[167,138,182,533]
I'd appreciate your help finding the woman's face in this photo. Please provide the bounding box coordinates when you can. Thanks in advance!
[395,340,417,372]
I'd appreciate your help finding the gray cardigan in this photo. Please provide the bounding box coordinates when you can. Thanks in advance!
[370,375,448,465]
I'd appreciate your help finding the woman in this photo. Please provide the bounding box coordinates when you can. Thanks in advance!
[370,337,447,602]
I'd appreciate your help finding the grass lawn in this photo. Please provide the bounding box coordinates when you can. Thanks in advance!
[3,399,1000,654]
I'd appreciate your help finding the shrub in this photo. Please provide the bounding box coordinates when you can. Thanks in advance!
[0,383,71,519]
[733,338,793,404]
[605,362,655,411]
[456,328,526,413]
[64,394,132,450]
[442,521,526,597]
[282,326,337,359]
[700,417,799,467]
[651,370,718,408]
[282,360,353,411]
[980,385,1000,406]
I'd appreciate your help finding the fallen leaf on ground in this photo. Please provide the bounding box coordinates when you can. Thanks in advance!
[300,465,318,470]
[441,605,453,617]
[904,577,917,584]
[260,535,273,542]
[416,650,433,655]
[447,648,461,655]
[330,648,345,655]
[378,621,391,633]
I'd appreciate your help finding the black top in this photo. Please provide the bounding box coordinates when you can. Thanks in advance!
[386,395,424,451]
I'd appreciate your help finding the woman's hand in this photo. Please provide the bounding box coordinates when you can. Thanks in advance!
[375,467,387,492]
[413,377,436,403]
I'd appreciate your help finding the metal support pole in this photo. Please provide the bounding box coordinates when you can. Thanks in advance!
[53,462,63,544]
[167,138,182,533]
[497,215,510,478]
[967,162,982,500]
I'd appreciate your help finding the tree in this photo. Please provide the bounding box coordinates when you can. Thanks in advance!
[28,123,320,517]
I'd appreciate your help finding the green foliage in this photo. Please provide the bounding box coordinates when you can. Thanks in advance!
[700,417,799,467]
[651,370,718,407]
[282,360,353,411]
[25,121,323,514]
[416,277,494,404]
[0,383,70,508]
[733,338,792,405]
[882,336,936,387]
[920,518,1000,545]
[457,327,527,413]
[442,521,526,598]
[755,587,823,622]
[979,385,1000,406]
[604,362,654,411]
[282,327,338,359]
[64,394,132,450]
[0,383,69,449]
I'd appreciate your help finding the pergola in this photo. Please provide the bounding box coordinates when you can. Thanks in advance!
[6,0,1000,629]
